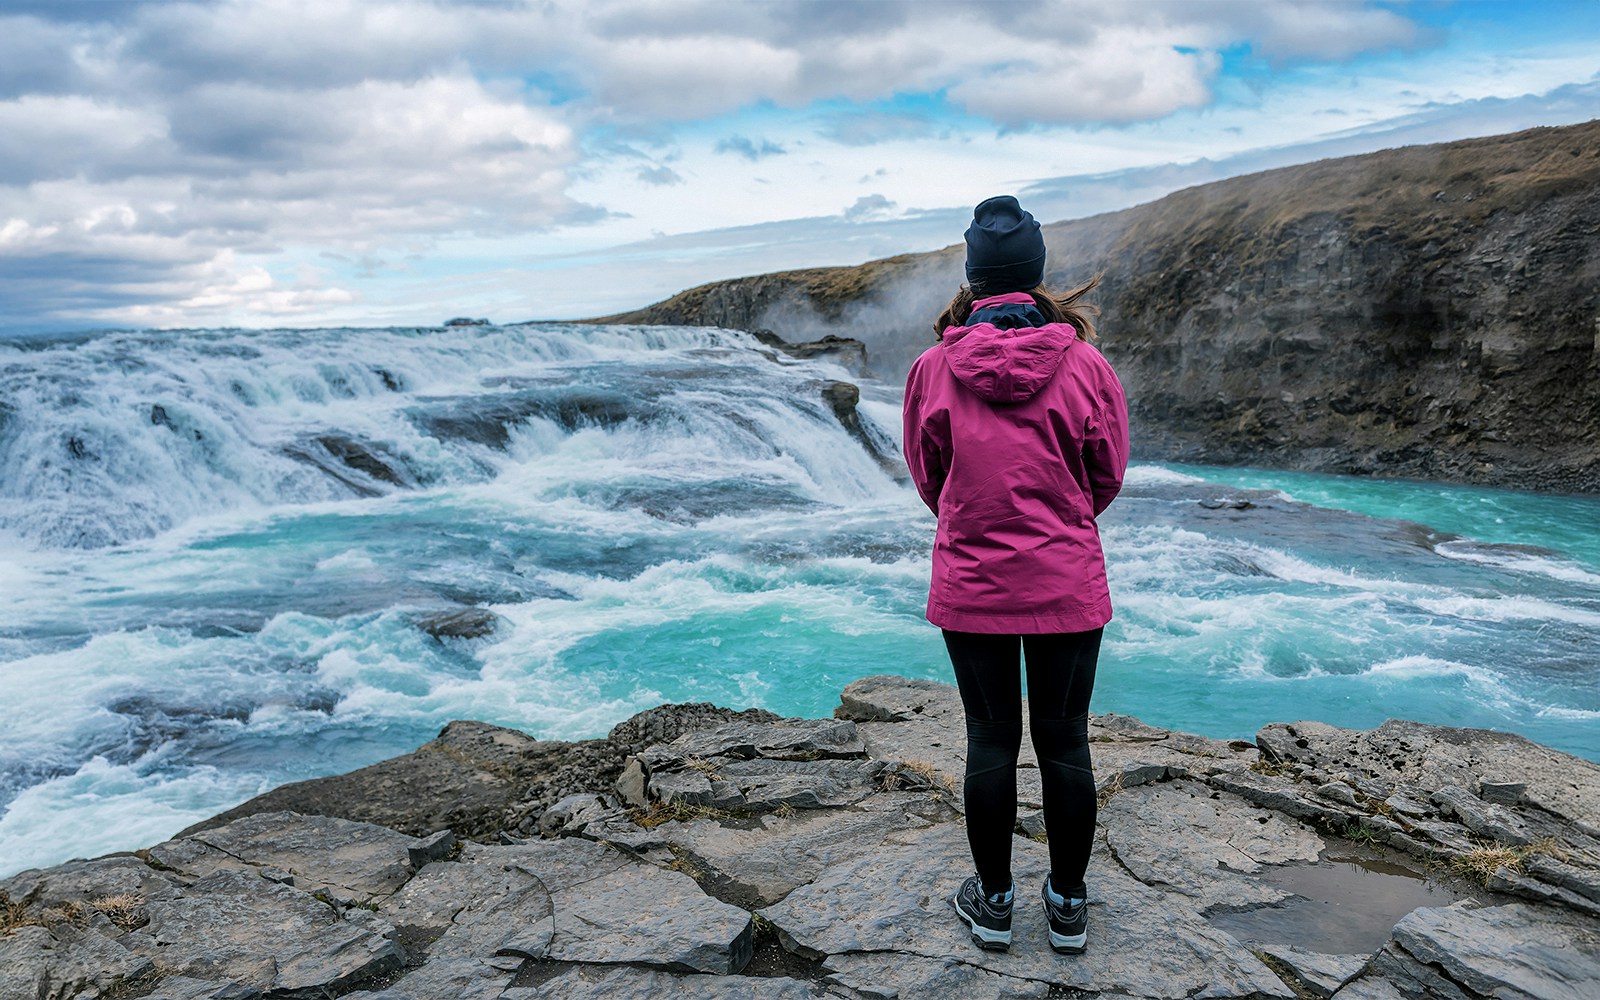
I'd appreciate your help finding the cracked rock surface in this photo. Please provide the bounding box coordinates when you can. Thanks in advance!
[3,675,1597,999]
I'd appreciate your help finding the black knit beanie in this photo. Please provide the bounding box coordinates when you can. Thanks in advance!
[964,195,1045,294]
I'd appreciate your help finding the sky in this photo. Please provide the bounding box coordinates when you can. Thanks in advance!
[1,0,1598,333]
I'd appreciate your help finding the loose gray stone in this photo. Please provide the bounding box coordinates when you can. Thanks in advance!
[408,829,456,868]
[1380,902,1600,1000]
[1477,780,1526,806]
[1484,867,1600,917]
[1316,782,1362,808]
[617,756,650,807]
[537,793,614,836]
[1525,853,1600,904]
[1256,944,1368,998]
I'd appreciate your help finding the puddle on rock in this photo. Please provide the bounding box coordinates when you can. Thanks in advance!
[1206,854,1471,956]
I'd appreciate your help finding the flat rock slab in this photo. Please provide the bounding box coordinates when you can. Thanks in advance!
[1257,944,1368,998]
[1102,779,1323,910]
[149,811,424,903]
[381,846,554,961]
[433,837,757,975]
[640,792,945,907]
[0,924,155,1000]
[759,824,1293,999]
[125,868,403,992]
[1377,901,1600,1000]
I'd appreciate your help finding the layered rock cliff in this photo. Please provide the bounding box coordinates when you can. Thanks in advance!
[594,120,1600,493]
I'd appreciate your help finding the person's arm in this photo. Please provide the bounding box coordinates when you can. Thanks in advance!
[902,362,950,515]
[1084,359,1129,516]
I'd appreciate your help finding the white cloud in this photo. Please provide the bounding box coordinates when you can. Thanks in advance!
[0,0,1578,330]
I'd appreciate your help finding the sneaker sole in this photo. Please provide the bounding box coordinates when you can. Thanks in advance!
[1048,928,1086,954]
[951,896,1011,952]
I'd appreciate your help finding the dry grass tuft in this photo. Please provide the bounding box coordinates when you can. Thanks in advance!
[629,801,729,829]
[1096,772,1125,808]
[1450,844,1525,885]
[684,757,723,781]
[91,893,147,931]
[0,892,87,936]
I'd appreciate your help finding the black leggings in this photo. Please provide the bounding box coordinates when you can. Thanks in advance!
[943,627,1101,898]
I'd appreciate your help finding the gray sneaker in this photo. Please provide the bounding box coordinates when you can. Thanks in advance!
[951,875,1012,951]
[1043,877,1087,954]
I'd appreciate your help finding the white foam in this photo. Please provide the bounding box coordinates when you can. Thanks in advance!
[1123,464,1208,487]
[1433,539,1600,588]
[0,755,268,878]
[1413,595,1600,628]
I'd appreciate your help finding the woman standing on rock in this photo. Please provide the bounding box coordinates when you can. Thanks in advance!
[902,195,1129,955]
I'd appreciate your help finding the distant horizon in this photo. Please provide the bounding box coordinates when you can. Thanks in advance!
[3,0,1598,334]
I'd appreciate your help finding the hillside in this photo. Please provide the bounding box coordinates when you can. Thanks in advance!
[593,120,1600,492]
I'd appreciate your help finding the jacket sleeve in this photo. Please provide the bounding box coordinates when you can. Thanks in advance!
[1083,357,1129,517]
[902,359,950,515]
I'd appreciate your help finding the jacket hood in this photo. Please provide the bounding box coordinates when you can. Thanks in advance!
[941,292,1076,403]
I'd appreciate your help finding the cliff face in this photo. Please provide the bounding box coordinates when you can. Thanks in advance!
[597,121,1600,493]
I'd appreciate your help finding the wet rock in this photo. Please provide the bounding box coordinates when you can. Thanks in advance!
[1375,902,1600,1000]
[1256,944,1368,998]
[415,607,503,640]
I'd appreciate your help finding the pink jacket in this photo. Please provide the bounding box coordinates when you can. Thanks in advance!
[902,292,1129,634]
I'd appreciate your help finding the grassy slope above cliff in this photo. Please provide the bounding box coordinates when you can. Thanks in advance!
[594,120,1600,492]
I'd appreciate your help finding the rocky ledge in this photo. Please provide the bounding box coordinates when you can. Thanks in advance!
[4,676,1598,999]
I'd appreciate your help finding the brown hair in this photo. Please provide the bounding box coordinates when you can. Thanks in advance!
[933,276,1101,342]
